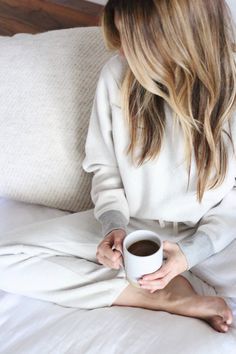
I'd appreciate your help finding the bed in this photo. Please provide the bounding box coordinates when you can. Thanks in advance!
[0,1,236,353]
[0,198,235,353]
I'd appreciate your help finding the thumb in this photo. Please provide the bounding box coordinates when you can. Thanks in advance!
[163,240,176,253]
[163,240,172,249]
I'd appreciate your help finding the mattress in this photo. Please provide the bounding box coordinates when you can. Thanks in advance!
[0,197,235,354]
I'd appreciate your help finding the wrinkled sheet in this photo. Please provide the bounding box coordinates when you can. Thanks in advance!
[0,198,235,354]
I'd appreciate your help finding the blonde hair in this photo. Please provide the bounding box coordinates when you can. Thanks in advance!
[101,0,236,201]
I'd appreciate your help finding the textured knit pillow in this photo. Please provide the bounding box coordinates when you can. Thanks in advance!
[0,27,112,212]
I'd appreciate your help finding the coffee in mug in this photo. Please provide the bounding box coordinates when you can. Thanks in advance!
[123,230,163,288]
[128,239,160,257]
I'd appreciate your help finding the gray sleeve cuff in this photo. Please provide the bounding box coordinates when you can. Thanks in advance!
[98,210,129,237]
[177,232,215,270]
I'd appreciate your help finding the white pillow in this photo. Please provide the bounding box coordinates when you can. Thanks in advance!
[0,27,112,212]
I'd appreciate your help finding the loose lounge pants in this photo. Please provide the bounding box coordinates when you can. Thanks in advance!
[0,209,235,312]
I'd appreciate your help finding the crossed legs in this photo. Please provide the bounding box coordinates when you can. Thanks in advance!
[113,275,233,333]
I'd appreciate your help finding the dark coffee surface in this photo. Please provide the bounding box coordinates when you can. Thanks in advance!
[128,239,159,256]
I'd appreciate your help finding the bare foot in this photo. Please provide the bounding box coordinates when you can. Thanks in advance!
[113,275,233,333]
[164,276,233,333]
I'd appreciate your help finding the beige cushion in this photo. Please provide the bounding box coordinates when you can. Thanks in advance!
[0,27,112,212]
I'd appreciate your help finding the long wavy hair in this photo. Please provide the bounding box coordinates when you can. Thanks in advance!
[101,0,236,201]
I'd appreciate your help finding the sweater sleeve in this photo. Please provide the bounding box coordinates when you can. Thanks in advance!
[177,183,236,269]
[82,63,130,237]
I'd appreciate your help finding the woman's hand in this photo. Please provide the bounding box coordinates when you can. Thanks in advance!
[138,241,188,293]
[96,229,126,269]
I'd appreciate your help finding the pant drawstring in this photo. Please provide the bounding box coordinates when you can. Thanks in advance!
[158,219,166,228]
[157,219,179,235]
[173,221,179,235]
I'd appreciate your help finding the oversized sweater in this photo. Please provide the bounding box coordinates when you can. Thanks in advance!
[82,54,236,269]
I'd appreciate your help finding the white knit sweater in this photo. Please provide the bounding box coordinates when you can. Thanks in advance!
[82,54,236,269]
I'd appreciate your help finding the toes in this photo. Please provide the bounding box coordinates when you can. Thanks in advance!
[208,315,229,333]
[225,309,233,325]
[221,324,229,332]
[212,316,224,332]
[218,319,229,332]
[221,307,233,327]
[226,315,233,325]
[218,298,233,327]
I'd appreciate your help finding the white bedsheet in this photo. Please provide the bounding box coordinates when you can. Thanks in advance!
[0,197,235,354]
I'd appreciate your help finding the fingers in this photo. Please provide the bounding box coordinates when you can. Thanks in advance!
[139,241,175,281]
[141,261,170,281]
[139,241,186,291]
[96,229,126,269]
[100,240,119,260]
[139,259,173,291]
[113,239,123,254]
[139,273,173,292]
[96,252,123,269]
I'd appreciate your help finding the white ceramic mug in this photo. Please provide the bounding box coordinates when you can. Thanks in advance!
[123,229,163,287]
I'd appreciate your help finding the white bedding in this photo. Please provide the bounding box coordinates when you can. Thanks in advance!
[0,197,236,354]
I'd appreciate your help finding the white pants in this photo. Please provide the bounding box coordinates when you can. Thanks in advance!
[0,209,235,311]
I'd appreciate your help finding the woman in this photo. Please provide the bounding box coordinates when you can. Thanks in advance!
[83,0,236,332]
[0,0,235,335]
